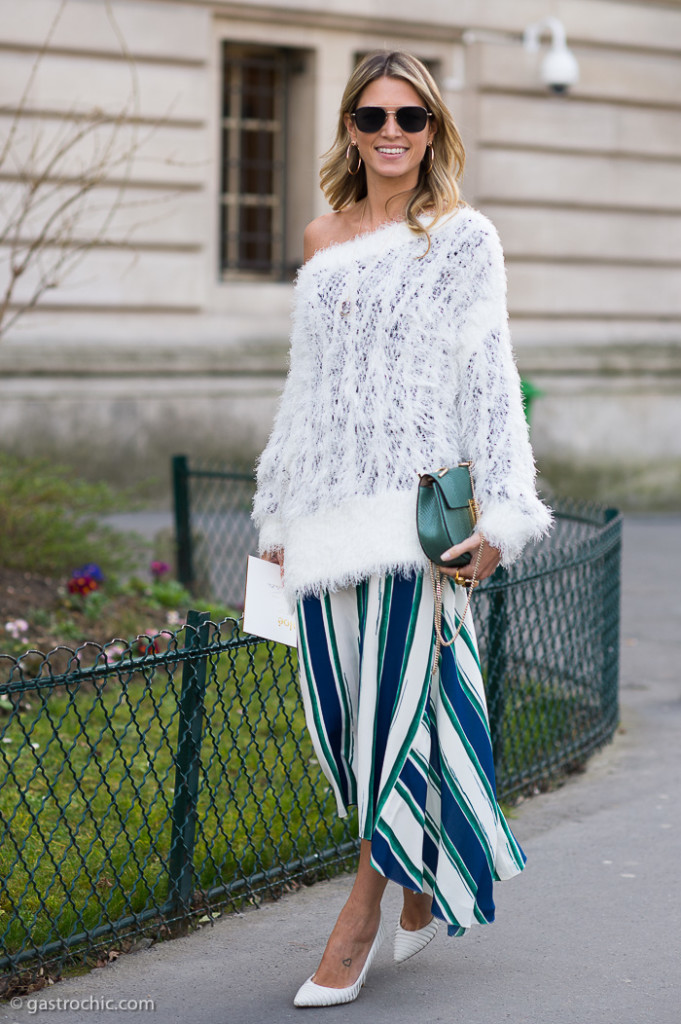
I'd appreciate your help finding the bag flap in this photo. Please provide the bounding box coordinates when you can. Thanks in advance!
[434,467,473,510]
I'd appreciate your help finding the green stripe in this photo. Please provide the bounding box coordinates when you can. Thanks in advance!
[322,592,355,801]
[440,827,477,897]
[443,581,482,672]
[431,878,465,931]
[498,814,527,870]
[455,663,492,740]
[375,574,393,684]
[375,576,432,822]
[296,603,346,801]
[356,580,367,652]
[438,676,497,808]
[474,903,492,924]
[411,747,431,779]
[374,818,423,888]
[439,757,495,874]
[364,575,394,835]
[395,777,426,827]
[427,762,441,798]
[424,812,439,847]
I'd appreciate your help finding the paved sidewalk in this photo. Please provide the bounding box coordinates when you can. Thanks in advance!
[2,517,680,1024]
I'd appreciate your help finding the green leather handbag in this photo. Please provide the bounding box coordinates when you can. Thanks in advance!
[416,462,484,668]
[416,463,479,567]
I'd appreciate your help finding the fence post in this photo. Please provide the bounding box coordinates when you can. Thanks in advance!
[486,569,508,775]
[601,509,622,727]
[167,609,211,919]
[173,454,194,593]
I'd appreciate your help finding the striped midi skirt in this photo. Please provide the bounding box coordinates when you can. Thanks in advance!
[296,571,526,937]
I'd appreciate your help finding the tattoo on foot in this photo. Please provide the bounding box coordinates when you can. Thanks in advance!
[342,958,352,967]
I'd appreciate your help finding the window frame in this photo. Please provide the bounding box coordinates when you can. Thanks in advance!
[219,43,291,282]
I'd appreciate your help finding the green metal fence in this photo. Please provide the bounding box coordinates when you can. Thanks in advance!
[172,455,258,607]
[0,464,621,986]
[0,615,357,987]
[172,457,621,794]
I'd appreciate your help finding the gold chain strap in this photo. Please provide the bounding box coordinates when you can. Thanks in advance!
[429,538,484,675]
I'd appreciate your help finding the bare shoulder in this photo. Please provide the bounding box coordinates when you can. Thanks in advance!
[303,208,359,263]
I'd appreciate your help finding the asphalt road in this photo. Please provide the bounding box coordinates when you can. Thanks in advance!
[3,516,680,1024]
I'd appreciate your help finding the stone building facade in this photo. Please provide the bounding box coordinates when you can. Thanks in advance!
[1,0,680,506]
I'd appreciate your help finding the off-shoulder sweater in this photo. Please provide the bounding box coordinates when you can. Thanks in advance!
[252,206,552,605]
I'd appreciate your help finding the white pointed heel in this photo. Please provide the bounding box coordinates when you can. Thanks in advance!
[393,916,439,964]
[294,914,387,1007]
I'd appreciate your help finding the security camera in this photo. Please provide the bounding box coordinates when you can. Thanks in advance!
[524,17,579,94]
[540,42,579,93]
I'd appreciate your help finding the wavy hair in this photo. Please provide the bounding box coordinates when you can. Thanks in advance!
[319,51,466,240]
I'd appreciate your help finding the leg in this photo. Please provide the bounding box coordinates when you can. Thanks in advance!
[311,839,387,989]
[400,888,435,930]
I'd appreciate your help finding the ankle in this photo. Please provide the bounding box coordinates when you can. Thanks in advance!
[400,894,433,931]
[337,900,382,941]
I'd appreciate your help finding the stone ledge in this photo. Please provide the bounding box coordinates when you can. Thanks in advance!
[1,340,680,378]
[517,342,681,377]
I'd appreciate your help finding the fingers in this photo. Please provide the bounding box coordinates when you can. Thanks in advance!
[439,534,501,584]
[440,532,483,565]
[439,533,481,564]
[261,548,285,577]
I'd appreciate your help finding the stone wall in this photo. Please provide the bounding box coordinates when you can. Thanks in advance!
[1,0,680,507]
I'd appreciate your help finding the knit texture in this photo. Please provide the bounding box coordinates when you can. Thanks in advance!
[253,207,552,604]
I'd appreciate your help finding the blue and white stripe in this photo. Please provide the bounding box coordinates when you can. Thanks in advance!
[297,571,525,937]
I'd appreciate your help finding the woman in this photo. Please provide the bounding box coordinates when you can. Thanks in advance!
[252,51,551,1007]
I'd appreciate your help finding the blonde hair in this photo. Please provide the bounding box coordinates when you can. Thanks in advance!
[319,51,466,239]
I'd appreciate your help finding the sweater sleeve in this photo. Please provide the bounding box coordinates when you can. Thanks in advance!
[248,274,315,552]
[452,217,552,565]
[251,300,309,553]
[252,327,308,551]
[251,370,294,554]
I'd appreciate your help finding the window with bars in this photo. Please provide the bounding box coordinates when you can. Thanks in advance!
[220,44,291,280]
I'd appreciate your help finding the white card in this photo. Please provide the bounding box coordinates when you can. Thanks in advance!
[242,555,297,647]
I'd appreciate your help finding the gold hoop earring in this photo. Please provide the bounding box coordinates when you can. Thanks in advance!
[425,143,435,174]
[346,142,362,176]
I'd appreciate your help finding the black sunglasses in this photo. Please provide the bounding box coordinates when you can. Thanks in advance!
[351,106,432,134]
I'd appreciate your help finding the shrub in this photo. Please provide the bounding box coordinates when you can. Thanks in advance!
[0,453,143,578]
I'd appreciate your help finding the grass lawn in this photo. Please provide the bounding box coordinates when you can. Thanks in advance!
[0,627,598,967]
[0,635,356,965]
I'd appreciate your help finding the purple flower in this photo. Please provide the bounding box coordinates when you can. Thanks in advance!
[68,564,104,595]
[73,563,104,583]
[150,560,170,581]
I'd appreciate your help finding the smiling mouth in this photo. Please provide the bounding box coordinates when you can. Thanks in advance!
[376,147,407,155]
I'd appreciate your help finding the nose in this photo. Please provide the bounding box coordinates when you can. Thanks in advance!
[382,111,401,135]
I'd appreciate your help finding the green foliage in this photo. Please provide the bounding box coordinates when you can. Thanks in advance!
[81,591,110,625]
[193,600,238,622]
[0,453,143,578]
[146,579,192,610]
[117,577,191,609]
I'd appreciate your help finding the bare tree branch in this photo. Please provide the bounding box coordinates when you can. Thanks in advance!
[0,0,69,173]
[0,0,163,339]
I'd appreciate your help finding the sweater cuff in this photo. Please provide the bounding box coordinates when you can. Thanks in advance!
[257,515,286,556]
[477,499,553,567]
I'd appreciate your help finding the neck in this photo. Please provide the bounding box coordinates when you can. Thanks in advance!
[362,172,417,230]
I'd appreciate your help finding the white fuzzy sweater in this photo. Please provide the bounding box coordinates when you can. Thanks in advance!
[252,207,552,604]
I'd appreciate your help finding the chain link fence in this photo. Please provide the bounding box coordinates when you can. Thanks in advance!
[0,460,621,987]
[0,615,357,990]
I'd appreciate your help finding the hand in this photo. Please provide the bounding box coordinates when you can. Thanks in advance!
[261,547,285,578]
[438,532,501,584]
